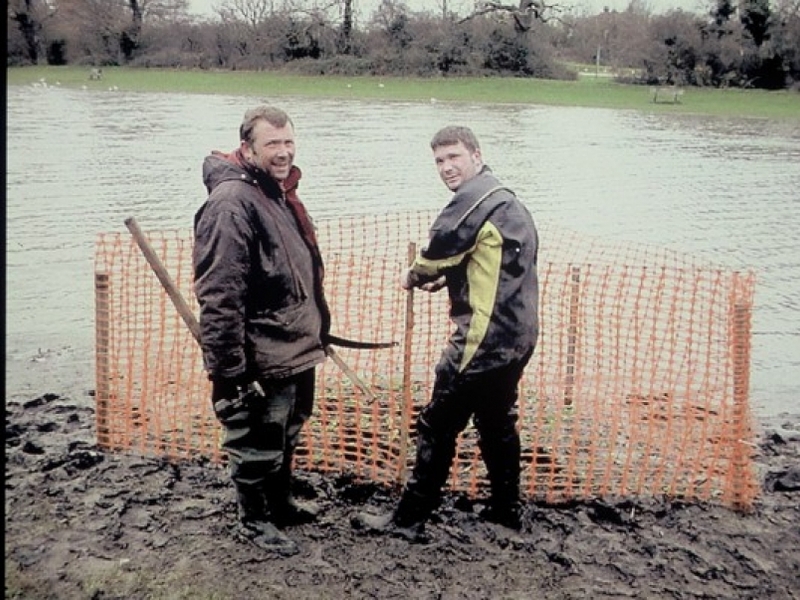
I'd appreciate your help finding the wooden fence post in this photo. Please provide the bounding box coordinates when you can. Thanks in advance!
[397,242,417,486]
[729,287,754,510]
[94,271,111,449]
[564,265,581,406]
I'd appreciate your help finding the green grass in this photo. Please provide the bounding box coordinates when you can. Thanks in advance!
[8,65,800,120]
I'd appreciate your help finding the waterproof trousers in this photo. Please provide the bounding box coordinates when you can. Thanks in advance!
[211,368,315,504]
[404,354,531,511]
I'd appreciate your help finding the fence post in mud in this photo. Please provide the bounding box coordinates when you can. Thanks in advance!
[564,265,581,406]
[94,271,111,448]
[728,291,754,511]
[397,242,417,486]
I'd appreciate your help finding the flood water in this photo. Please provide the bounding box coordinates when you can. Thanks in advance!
[6,84,800,417]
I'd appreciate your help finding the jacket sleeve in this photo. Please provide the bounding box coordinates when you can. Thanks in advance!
[193,204,252,380]
[409,206,482,282]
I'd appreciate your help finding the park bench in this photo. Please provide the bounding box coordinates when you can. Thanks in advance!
[651,85,684,104]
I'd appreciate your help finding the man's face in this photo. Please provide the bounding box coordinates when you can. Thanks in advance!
[242,119,295,182]
[433,142,482,191]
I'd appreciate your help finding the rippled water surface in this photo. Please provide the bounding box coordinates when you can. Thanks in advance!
[6,85,800,416]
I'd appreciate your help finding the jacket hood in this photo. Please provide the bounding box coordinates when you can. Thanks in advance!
[202,148,302,195]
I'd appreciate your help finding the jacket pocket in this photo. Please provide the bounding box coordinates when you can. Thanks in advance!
[250,300,307,343]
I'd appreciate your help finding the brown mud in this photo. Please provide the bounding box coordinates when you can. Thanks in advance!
[5,388,800,600]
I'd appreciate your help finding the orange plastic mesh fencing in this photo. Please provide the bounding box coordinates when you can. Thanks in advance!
[94,212,758,510]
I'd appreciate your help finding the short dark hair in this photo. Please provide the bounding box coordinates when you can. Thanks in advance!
[240,106,293,145]
[430,126,480,153]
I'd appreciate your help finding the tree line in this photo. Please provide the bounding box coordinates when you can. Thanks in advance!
[7,0,800,90]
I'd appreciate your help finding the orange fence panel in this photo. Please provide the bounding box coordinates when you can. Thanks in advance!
[94,212,758,510]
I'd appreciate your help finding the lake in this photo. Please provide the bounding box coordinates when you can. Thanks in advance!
[5,84,799,417]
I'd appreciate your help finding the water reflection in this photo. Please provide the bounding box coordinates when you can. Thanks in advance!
[6,85,800,416]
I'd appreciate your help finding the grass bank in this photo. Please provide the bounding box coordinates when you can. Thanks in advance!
[8,65,800,120]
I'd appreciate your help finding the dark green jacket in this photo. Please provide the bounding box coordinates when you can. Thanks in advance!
[410,167,539,375]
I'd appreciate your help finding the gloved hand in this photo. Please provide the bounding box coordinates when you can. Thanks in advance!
[211,374,253,402]
[210,376,265,423]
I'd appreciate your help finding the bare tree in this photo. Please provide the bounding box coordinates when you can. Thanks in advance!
[217,0,272,27]
[8,0,56,64]
[120,0,190,57]
[459,0,565,32]
[56,0,129,63]
[51,0,188,64]
[337,0,353,53]
[740,0,771,47]
[119,0,144,59]
[141,0,189,21]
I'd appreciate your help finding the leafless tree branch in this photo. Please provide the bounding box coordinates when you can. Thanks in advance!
[458,0,566,32]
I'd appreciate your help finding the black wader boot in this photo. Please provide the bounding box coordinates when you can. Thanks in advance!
[478,426,523,531]
[352,489,434,542]
[479,494,522,531]
[235,484,299,556]
[353,411,456,541]
[268,450,320,527]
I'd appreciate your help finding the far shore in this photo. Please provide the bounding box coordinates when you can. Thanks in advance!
[8,65,800,120]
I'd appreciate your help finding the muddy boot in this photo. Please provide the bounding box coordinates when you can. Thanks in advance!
[270,494,320,527]
[478,419,522,531]
[480,499,522,531]
[269,454,320,527]
[235,486,299,556]
[352,490,432,542]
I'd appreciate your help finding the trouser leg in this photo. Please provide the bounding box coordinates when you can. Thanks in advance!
[475,396,521,509]
[277,368,315,489]
[473,360,528,529]
[211,383,271,516]
[210,381,298,554]
[354,365,472,536]
[402,366,473,516]
[212,386,290,489]
[251,372,308,499]
[269,369,320,525]
[354,373,470,538]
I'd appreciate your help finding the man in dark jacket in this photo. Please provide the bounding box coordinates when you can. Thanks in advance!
[355,125,539,538]
[193,105,330,555]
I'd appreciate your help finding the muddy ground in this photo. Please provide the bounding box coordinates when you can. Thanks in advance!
[5,380,800,600]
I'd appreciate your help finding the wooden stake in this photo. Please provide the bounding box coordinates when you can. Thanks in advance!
[397,242,417,485]
[94,271,111,448]
[565,265,580,406]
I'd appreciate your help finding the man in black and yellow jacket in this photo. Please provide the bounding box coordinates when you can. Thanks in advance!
[355,125,539,538]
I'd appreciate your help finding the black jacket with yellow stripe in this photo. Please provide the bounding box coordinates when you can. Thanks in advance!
[410,167,539,376]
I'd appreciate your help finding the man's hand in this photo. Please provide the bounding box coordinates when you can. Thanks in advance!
[212,377,242,401]
[400,269,415,290]
[420,275,446,293]
[212,376,264,401]
[401,269,446,293]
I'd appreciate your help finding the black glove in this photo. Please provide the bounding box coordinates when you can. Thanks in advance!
[211,376,265,423]
[211,374,250,402]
